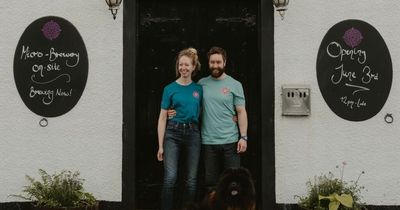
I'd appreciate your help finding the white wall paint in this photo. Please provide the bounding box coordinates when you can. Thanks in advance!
[275,0,400,205]
[0,1,123,201]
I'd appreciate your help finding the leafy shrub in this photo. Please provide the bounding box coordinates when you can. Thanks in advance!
[296,162,366,210]
[11,169,96,207]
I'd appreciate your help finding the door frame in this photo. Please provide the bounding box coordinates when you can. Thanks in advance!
[259,0,275,209]
[122,0,275,209]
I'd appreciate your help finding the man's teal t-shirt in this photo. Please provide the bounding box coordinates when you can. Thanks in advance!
[198,75,245,145]
[161,81,202,124]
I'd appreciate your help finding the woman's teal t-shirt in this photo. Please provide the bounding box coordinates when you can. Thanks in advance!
[161,81,203,124]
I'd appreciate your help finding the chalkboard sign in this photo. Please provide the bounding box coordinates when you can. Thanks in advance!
[14,16,88,117]
[317,19,392,121]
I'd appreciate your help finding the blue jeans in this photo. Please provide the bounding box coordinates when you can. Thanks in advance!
[161,121,201,210]
[202,142,240,191]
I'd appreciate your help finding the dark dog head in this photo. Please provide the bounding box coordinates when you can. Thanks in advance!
[214,167,256,210]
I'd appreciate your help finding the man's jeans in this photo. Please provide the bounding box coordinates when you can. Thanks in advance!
[202,142,240,192]
[161,121,201,210]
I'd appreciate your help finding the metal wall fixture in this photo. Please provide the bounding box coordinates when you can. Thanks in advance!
[272,0,289,20]
[105,0,123,20]
[385,113,394,124]
[282,85,310,116]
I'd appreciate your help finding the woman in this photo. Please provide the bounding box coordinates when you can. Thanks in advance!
[157,47,202,210]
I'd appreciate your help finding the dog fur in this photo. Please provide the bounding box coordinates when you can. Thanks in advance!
[192,167,256,210]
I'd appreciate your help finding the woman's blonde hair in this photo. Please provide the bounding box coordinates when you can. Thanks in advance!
[175,47,201,77]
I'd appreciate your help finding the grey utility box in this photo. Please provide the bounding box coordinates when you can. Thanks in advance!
[282,85,310,116]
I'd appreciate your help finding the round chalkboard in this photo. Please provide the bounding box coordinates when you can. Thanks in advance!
[317,19,392,121]
[14,16,88,117]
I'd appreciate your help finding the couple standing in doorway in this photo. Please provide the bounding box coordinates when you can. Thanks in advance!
[157,46,249,210]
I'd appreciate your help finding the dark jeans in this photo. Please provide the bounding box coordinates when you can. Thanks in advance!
[202,142,240,192]
[161,121,201,210]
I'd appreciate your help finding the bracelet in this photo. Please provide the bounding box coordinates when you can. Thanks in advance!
[241,136,248,141]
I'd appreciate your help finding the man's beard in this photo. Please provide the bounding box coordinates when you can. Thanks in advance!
[210,67,225,78]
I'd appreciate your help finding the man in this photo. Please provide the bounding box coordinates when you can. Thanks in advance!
[199,46,248,191]
[169,46,248,191]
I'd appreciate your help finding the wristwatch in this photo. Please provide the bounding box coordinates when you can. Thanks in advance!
[241,136,248,141]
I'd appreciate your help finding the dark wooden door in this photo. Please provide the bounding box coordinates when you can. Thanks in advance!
[136,0,260,208]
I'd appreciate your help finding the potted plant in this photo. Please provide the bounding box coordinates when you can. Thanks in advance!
[11,169,98,210]
[296,162,366,210]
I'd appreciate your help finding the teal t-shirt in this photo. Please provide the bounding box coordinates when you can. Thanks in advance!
[161,81,202,124]
[198,75,245,145]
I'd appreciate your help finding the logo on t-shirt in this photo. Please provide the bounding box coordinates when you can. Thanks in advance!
[193,91,200,98]
[221,87,230,95]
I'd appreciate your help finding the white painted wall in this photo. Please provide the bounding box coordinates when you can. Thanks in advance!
[0,1,122,201]
[275,0,400,205]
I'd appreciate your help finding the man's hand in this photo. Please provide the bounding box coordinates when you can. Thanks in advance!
[237,139,247,153]
[167,109,176,119]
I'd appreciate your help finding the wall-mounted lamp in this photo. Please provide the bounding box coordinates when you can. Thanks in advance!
[105,0,122,20]
[272,0,289,20]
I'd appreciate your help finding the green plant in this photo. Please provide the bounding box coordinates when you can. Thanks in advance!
[11,169,96,207]
[296,162,366,210]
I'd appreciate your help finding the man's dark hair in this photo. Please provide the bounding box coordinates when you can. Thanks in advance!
[207,46,227,62]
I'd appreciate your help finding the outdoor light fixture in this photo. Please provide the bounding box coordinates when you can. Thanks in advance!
[105,0,122,20]
[272,0,289,20]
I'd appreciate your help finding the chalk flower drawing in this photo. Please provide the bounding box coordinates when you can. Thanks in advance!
[42,20,61,41]
[343,27,363,48]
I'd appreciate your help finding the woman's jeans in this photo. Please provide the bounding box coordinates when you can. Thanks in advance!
[161,121,201,210]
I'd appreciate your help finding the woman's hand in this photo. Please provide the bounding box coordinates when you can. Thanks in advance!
[157,147,164,161]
